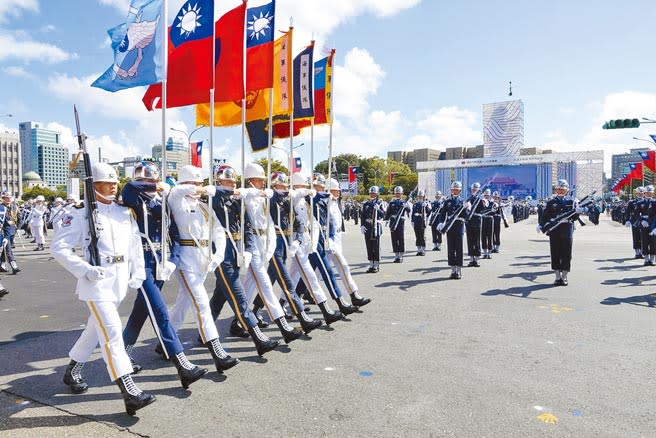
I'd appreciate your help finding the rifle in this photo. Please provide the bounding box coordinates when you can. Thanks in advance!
[74,105,100,266]
[541,191,596,235]
[441,202,467,234]
[391,200,410,232]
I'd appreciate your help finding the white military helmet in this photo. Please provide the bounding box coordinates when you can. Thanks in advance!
[646,185,654,193]
[483,189,491,196]
[526,195,533,201]
[54,197,64,204]
[492,191,500,197]
[133,161,160,181]
[508,195,515,201]
[451,181,462,190]
[312,173,326,187]
[636,186,645,193]
[215,164,238,182]
[328,178,340,191]
[244,162,265,180]
[369,186,379,194]
[92,163,118,183]
[556,179,569,190]
[436,190,442,196]
[394,186,403,194]
[417,189,425,197]
[471,182,481,190]
[291,172,310,187]
[178,165,203,184]
[35,195,45,202]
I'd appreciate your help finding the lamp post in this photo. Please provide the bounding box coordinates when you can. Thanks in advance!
[170,125,207,165]
[1,114,12,118]
[272,142,304,172]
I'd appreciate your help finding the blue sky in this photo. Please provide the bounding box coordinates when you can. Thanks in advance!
[1,0,655,175]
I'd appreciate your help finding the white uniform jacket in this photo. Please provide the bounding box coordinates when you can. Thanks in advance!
[328,198,344,253]
[51,202,145,302]
[241,187,276,261]
[28,204,46,226]
[167,184,225,273]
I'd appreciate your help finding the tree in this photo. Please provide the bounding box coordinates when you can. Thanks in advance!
[314,153,361,177]
[21,186,67,202]
[256,158,289,175]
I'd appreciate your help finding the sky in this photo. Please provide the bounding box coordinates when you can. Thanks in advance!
[1,0,655,176]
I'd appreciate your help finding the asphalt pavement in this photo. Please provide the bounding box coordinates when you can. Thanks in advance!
[0,214,654,437]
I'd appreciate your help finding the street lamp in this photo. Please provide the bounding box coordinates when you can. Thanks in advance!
[1,114,12,118]
[633,136,655,146]
[170,125,207,165]
[272,143,304,172]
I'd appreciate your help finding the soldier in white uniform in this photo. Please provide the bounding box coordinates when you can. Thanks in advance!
[327,178,371,307]
[167,165,239,373]
[48,197,66,233]
[240,162,303,343]
[28,195,47,251]
[288,173,343,324]
[51,163,155,416]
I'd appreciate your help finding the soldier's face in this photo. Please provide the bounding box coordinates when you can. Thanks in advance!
[95,182,117,198]
[249,178,265,189]
[451,189,461,196]
[219,178,237,190]
[394,193,402,199]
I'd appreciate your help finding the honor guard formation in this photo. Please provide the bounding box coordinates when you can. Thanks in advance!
[5,153,607,416]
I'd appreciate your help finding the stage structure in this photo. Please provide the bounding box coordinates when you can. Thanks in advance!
[417,150,604,200]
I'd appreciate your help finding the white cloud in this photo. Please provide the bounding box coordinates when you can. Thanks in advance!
[414,107,482,148]
[334,48,385,120]
[1,66,35,79]
[0,123,18,135]
[98,0,130,13]
[0,33,78,64]
[40,24,56,33]
[0,0,38,23]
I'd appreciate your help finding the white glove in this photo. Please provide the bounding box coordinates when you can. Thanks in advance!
[575,207,583,214]
[625,221,632,228]
[207,255,222,273]
[642,220,649,228]
[327,239,336,254]
[156,260,176,281]
[242,251,253,269]
[437,223,444,232]
[85,266,106,282]
[360,226,366,234]
[651,229,656,237]
[203,185,216,197]
[128,276,145,289]
[464,201,472,210]
[536,225,542,234]
[263,188,274,198]
[288,240,300,258]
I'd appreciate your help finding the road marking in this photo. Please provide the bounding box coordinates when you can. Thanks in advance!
[536,413,558,424]
[571,409,583,417]
[39,315,49,319]
[359,370,373,377]
[324,367,335,371]
[538,304,573,314]
[533,405,545,411]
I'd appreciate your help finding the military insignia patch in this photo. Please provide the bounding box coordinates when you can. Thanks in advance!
[61,215,74,227]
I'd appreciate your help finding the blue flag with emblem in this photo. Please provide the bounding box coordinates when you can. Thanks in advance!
[92,0,163,92]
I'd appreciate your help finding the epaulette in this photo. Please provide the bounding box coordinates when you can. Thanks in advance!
[74,202,85,209]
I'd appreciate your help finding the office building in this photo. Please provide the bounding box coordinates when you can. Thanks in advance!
[19,121,62,175]
[0,130,22,197]
[152,137,189,174]
[37,143,69,188]
[611,148,649,181]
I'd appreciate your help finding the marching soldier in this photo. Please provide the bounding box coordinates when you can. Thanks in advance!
[361,186,386,273]
[327,178,371,307]
[638,185,655,266]
[52,162,155,416]
[48,197,66,232]
[167,165,239,372]
[263,171,323,334]
[480,189,494,259]
[625,187,643,259]
[384,186,411,263]
[120,161,208,389]
[209,165,280,356]
[0,192,20,273]
[465,182,485,267]
[437,181,468,279]
[411,190,430,256]
[28,195,47,251]
[491,191,507,253]
[540,179,581,286]
[429,192,444,251]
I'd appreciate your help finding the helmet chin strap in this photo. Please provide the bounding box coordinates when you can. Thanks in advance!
[95,191,115,202]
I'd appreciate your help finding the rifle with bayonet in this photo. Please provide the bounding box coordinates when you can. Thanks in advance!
[74,105,100,266]
[540,191,597,235]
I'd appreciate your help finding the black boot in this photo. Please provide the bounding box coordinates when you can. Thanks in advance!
[170,351,208,389]
[207,338,239,372]
[350,292,371,307]
[298,311,322,334]
[63,360,88,394]
[10,261,20,274]
[115,374,156,416]
[336,297,359,315]
[248,325,279,356]
[229,318,250,338]
[124,344,142,374]
[0,287,8,298]
[318,302,343,325]
[275,317,303,344]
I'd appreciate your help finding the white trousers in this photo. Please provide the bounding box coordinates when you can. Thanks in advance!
[170,269,219,344]
[329,249,358,295]
[289,245,328,305]
[31,221,44,245]
[242,249,285,321]
[69,300,132,381]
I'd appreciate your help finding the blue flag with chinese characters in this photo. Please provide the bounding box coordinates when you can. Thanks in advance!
[92,0,163,92]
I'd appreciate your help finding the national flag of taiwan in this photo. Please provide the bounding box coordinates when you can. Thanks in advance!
[628,162,643,181]
[292,156,302,173]
[92,0,163,92]
[143,1,245,110]
[639,150,656,172]
[313,50,334,125]
[191,141,203,168]
[272,43,315,138]
[348,165,359,183]
[650,134,656,144]
[246,1,275,91]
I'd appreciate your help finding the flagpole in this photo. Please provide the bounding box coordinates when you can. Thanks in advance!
[160,0,168,271]
[206,0,218,262]
[310,119,314,173]
[326,50,335,252]
[240,1,247,267]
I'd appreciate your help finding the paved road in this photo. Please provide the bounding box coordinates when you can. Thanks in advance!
[0,214,654,437]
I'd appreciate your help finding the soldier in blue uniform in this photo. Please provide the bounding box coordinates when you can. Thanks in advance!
[429,191,444,251]
[437,181,468,279]
[208,165,280,356]
[638,185,655,266]
[540,179,581,286]
[120,162,208,388]
[264,171,323,334]
[491,191,507,253]
[625,187,643,259]
[465,182,484,267]
[411,190,430,256]
[0,192,20,273]
[480,189,494,259]
[384,186,411,262]
[361,186,386,273]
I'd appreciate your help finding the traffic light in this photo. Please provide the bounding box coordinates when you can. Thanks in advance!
[602,119,640,129]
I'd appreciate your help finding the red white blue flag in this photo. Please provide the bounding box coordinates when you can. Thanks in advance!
[191,141,202,168]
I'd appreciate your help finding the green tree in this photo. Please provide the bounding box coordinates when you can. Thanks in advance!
[21,186,67,202]
[256,158,289,175]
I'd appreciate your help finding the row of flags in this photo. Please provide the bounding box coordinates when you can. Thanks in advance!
[611,148,656,193]
[92,0,336,168]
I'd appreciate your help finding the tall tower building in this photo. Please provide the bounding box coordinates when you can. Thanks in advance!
[19,121,62,175]
[151,137,189,175]
[0,130,22,197]
[483,100,524,158]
